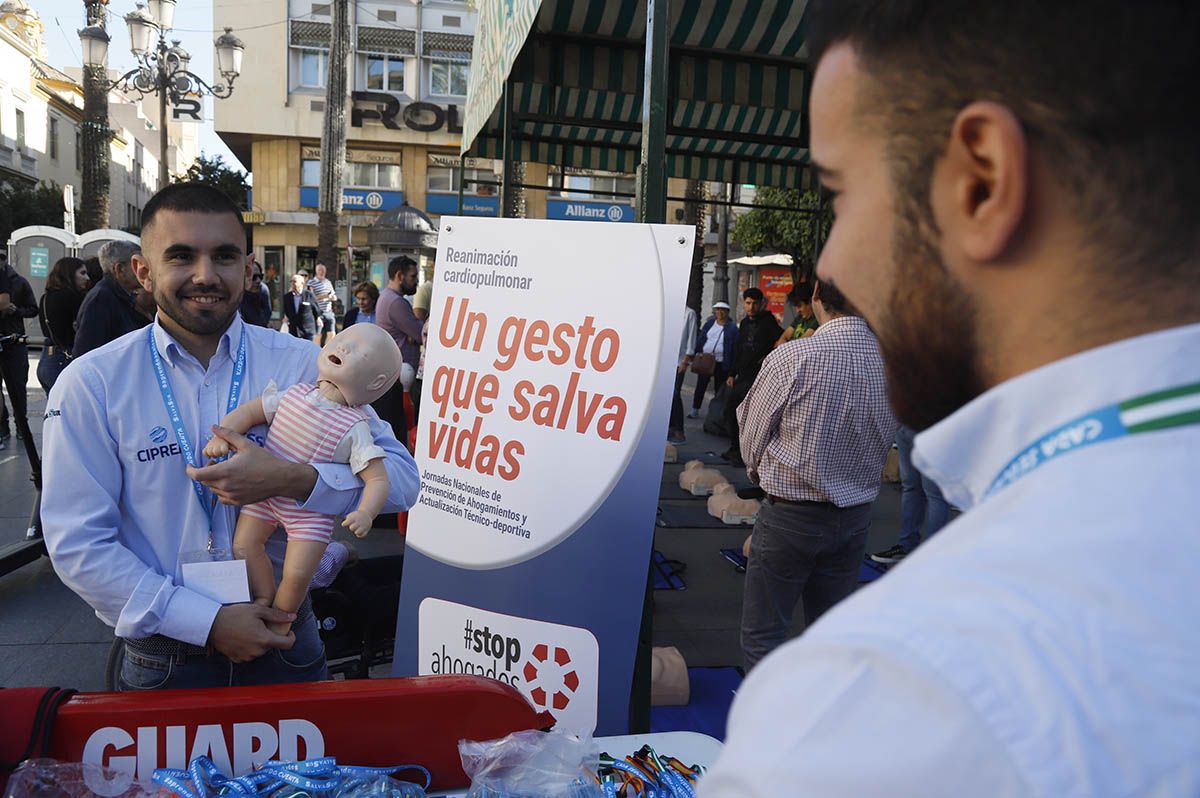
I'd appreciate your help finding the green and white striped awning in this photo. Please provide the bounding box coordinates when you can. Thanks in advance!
[462,0,813,189]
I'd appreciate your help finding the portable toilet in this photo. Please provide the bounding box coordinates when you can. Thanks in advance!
[8,226,78,344]
[77,228,139,260]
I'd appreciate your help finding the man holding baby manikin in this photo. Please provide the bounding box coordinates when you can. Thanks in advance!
[42,183,419,690]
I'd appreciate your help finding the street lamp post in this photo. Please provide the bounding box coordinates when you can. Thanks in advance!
[80,2,244,192]
[78,2,111,233]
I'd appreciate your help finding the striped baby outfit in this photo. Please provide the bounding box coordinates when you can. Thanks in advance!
[241,383,370,543]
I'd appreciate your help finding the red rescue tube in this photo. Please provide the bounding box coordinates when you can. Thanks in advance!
[46,676,552,791]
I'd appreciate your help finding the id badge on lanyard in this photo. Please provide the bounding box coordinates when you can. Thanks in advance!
[148,325,252,604]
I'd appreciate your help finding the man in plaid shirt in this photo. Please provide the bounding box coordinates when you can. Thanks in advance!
[736,278,897,671]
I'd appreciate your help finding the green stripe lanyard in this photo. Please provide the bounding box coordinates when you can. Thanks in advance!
[986,381,1200,499]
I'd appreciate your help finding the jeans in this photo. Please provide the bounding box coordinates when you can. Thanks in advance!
[741,498,873,671]
[317,312,337,345]
[668,368,687,434]
[118,612,328,690]
[723,377,754,454]
[691,363,727,410]
[0,343,29,441]
[896,425,949,552]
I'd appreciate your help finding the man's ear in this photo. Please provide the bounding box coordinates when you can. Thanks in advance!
[937,101,1029,263]
[132,253,153,292]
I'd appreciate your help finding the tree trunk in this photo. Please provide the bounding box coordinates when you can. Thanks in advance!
[683,179,707,311]
[317,0,350,278]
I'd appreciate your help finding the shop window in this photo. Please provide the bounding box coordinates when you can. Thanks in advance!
[347,161,402,190]
[427,166,492,194]
[362,54,405,93]
[297,48,329,88]
[550,169,636,201]
[429,59,469,96]
[301,159,320,186]
[263,246,284,319]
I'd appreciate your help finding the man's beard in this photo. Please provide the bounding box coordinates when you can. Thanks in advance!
[877,198,987,432]
[155,286,239,338]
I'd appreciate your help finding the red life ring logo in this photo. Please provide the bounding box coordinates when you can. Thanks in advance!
[522,643,579,712]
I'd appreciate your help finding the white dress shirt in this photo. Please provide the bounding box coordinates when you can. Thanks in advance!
[678,307,698,367]
[42,316,420,647]
[703,322,1200,797]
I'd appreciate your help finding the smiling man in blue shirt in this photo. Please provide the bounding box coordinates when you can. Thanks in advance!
[42,183,420,689]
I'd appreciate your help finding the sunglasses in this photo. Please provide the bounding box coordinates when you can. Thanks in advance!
[252,274,263,281]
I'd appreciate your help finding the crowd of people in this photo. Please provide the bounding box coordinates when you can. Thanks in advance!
[0,241,155,451]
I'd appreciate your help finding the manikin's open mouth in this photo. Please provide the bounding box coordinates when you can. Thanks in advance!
[327,354,342,365]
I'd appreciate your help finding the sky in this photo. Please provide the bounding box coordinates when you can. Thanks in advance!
[35,0,247,173]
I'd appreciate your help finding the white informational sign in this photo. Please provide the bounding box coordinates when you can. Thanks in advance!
[406,219,684,569]
[396,217,693,734]
[418,597,600,733]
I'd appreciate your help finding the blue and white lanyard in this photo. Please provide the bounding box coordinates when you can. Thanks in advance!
[154,756,431,798]
[148,324,247,535]
[985,380,1200,499]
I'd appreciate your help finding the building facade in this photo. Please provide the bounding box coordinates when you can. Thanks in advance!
[0,0,197,234]
[215,0,486,313]
[216,0,697,318]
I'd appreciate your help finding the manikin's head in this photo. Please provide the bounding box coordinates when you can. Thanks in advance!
[316,323,403,406]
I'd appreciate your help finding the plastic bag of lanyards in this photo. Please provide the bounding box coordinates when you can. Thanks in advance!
[459,729,604,798]
[5,759,161,798]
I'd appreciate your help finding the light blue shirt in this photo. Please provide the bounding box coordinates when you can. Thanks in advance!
[42,316,420,647]
[703,322,1200,797]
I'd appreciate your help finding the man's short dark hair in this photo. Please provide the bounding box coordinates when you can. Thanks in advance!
[807,1,1200,283]
[813,278,858,317]
[388,255,417,281]
[140,182,245,237]
[84,257,102,287]
[787,282,814,307]
[743,287,764,303]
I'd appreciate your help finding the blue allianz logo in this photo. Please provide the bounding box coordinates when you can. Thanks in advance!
[546,199,633,222]
[149,426,169,444]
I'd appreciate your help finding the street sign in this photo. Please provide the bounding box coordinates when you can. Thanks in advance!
[170,96,203,123]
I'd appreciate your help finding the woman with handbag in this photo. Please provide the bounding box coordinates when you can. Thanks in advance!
[689,301,738,418]
[37,257,88,393]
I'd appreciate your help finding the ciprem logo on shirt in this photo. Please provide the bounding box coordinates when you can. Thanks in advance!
[137,426,181,463]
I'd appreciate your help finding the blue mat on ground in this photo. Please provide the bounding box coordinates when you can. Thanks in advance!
[652,549,686,590]
[859,558,890,583]
[650,667,743,741]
